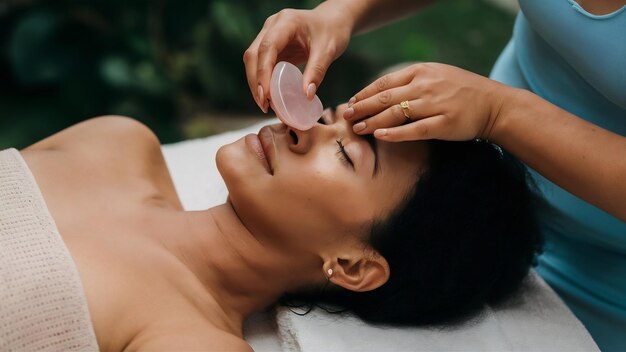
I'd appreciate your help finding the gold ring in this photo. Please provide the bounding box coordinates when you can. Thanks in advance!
[400,100,411,121]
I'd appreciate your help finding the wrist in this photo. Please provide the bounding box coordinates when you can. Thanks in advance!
[314,0,365,36]
[486,85,531,144]
[315,0,371,35]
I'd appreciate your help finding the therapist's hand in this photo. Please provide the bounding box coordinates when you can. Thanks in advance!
[344,63,509,142]
[244,5,353,112]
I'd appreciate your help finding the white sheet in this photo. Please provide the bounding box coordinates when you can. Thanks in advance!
[161,119,598,352]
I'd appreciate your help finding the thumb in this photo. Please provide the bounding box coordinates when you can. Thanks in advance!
[302,45,335,100]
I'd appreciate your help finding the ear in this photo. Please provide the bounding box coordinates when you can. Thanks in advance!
[324,249,390,292]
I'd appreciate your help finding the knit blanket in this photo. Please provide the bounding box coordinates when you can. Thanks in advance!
[0,148,99,351]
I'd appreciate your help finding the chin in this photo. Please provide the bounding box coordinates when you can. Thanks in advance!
[216,138,249,187]
[215,145,232,184]
[217,139,267,209]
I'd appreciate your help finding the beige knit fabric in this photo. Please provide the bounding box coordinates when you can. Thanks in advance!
[0,148,99,351]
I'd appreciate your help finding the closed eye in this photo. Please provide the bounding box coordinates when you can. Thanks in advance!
[336,139,354,170]
[363,133,379,176]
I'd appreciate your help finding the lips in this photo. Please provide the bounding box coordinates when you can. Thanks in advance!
[244,133,271,174]
[244,125,276,175]
[257,126,276,175]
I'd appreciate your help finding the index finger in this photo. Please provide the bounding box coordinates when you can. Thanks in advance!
[244,27,270,111]
[349,67,413,106]
[256,23,296,107]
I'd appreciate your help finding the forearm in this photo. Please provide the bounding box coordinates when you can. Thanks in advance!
[492,88,626,221]
[315,0,434,35]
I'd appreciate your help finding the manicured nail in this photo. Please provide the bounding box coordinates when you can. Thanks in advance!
[348,96,356,107]
[343,107,354,119]
[353,122,366,132]
[257,85,265,106]
[306,83,317,100]
[258,85,269,113]
[374,129,387,137]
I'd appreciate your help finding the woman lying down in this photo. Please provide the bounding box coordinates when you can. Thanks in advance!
[1,103,542,351]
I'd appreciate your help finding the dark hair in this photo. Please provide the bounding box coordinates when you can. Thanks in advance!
[280,139,543,325]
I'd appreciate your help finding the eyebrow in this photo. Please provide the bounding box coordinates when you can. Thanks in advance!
[363,134,380,177]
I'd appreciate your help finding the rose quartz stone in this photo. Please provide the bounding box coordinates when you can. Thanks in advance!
[269,61,323,131]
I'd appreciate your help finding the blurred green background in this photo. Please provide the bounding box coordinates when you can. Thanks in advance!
[0,0,515,149]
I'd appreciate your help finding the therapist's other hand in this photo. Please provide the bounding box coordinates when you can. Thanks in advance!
[344,63,507,142]
[244,5,352,112]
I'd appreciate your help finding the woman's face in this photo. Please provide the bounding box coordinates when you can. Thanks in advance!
[216,103,428,255]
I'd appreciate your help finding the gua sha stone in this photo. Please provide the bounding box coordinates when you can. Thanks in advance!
[269,61,323,131]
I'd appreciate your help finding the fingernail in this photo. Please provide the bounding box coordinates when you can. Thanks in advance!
[353,122,366,132]
[374,129,387,137]
[257,85,265,106]
[262,100,269,114]
[343,107,354,119]
[306,83,317,100]
[348,96,356,107]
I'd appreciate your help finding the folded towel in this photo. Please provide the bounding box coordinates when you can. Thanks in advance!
[275,271,599,352]
[0,148,99,351]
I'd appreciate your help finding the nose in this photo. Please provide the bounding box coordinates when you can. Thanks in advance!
[286,106,352,155]
[286,125,312,154]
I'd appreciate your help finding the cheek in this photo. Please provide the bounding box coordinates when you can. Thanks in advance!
[277,156,351,208]
[266,158,372,238]
[231,153,368,248]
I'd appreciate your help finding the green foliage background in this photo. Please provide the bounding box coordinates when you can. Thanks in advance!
[0,0,514,149]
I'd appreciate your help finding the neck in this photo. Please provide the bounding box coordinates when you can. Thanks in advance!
[162,202,321,333]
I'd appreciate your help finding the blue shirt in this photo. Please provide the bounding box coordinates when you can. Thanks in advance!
[490,1,626,351]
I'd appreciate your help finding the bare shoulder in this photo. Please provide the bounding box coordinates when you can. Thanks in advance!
[131,327,252,352]
[24,115,160,154]
[19,115,182,208]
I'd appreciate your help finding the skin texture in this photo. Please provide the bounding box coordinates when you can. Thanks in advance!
[19,103,427,351]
